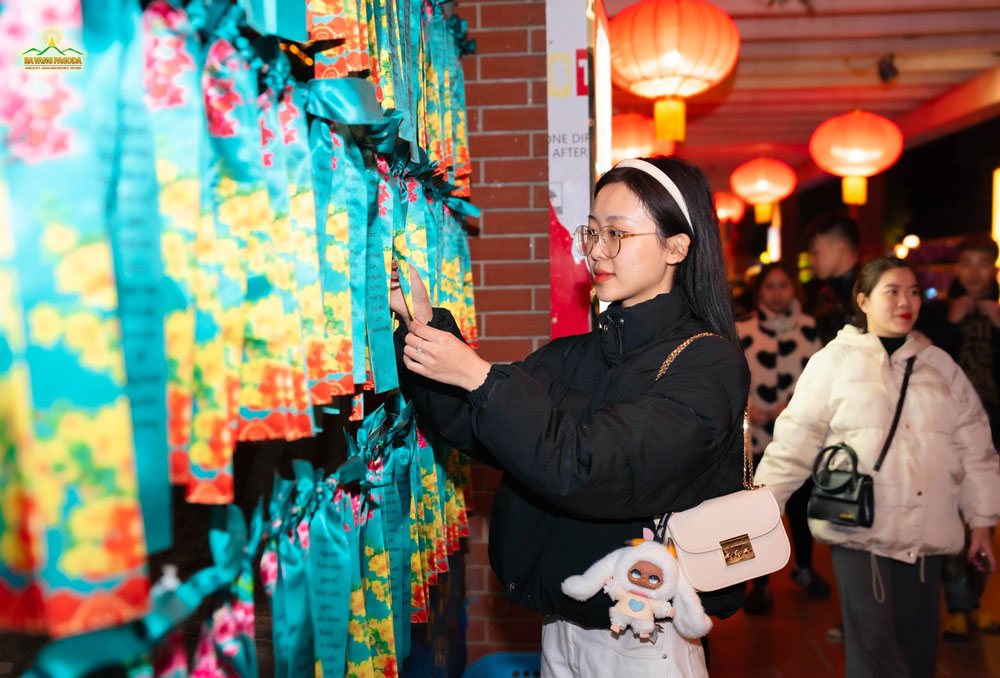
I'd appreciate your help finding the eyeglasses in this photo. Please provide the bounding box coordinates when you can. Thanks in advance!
[574,225,659,258]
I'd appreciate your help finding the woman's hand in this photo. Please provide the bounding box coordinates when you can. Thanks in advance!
[390,260,433,330]
[402,319,491,392]
[968,526,996,574]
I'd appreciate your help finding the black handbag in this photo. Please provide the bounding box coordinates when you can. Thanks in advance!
[807,355,916,528]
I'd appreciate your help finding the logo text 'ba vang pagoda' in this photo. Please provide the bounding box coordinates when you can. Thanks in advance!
[21,28,85,71]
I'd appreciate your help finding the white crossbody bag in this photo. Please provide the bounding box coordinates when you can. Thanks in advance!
[655,333,790,592]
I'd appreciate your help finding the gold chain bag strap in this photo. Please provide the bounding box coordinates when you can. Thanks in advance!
[654,333,790,592]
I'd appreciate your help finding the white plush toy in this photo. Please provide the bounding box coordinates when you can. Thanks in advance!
[561,538,712,640]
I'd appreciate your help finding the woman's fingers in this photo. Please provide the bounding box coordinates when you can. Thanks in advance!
[408,320,447,342]
[401,352,427,375]
[404,331,435,354]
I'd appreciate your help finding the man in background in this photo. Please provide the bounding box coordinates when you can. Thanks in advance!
[919,233,1000,641]
[803,214,861,345]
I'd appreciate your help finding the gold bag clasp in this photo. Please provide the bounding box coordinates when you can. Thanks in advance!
[720,533,755,566]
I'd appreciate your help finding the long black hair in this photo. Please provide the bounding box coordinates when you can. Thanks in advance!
[595,156,738,344]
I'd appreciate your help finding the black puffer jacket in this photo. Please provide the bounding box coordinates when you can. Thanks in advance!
[395,290,750,629]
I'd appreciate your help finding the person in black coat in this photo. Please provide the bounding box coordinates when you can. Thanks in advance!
[389,156,749,676]
[917,233,1000,641]
[802,213,861,346]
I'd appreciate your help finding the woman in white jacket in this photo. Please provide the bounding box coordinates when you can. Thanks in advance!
[755,257,1000,678]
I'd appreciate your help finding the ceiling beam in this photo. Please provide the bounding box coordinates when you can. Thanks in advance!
[684,101,915,115]
[603,0,1000,19]
[717,0,1000,18]
[739,31,1000,60]
[677,143,810,157]
[896,65,1000,144]
[615,82,951,107]
[731,51,1000,78]
[726,70,978,90]
[735,9,1000,42]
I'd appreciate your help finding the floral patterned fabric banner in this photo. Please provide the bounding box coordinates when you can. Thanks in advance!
[1,0,479,642]
[23,505,255,678]
[143,0,204,506]
[0,0,150,638]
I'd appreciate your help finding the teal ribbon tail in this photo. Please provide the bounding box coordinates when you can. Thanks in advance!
[306,78,385,126]
[443,196,481,219]
[307,482,352,678]
[24,506,247,678]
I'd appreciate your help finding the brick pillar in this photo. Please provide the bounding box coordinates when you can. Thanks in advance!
[461,0,550,664]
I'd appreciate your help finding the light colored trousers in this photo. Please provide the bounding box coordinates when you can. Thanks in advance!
[540,616,708,678]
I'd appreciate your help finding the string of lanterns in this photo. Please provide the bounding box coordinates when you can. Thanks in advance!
[607,0,914,263]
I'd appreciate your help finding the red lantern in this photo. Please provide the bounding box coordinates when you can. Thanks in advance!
[730,158,796,223]
[609,0,740,142]
[809,110,903,205]
[714,192,745,224]
[611,114,655,164]
[653,138,677,157]
[612,114,676,164]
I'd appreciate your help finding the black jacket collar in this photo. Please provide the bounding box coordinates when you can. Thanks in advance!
[599,290,693,364]
[825,265,860,305]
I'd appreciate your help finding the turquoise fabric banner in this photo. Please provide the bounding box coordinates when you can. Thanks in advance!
[108,0,172,555]
[307,475,352,678]
[363,156,399,393]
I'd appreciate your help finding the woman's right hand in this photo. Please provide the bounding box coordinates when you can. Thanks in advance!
[968,527,996,575]
[390,259,433,330]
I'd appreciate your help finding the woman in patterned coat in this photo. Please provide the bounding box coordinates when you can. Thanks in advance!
[736,263,827,613]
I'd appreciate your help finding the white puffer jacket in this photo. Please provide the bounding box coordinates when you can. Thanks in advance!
[755,325,1000,564]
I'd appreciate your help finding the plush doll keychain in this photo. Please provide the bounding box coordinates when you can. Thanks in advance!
[561,531,712,640]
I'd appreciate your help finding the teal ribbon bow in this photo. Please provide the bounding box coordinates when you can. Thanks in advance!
[24,506,249,678]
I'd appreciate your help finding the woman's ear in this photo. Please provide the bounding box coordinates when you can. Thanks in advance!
[856,292,868,314]
[664,233,691,265]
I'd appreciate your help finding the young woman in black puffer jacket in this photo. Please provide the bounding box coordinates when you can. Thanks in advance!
[390,156,749,677]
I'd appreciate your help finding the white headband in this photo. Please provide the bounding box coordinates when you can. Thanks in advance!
[614,158,693,233]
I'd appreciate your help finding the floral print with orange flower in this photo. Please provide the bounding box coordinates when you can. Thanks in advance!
[188,33,269,504]
[143,1,203,486]
[236,78,314,444]
[313,0,370,79]
[0,0,155,637]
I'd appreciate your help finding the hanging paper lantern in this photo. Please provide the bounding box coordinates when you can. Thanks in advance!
[730,157,796,224]
[809,110,903,205]
[609,0,740,142]
[714,192,745,224]
[611,114,676,164]
[611,113,655,163]
[653,138,677,157]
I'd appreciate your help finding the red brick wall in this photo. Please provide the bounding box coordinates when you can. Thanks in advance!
[461,0,550,664]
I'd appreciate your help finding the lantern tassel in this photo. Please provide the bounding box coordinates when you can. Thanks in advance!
[842,176,867,205]
[654,97,685,142]
[754,203,773,224]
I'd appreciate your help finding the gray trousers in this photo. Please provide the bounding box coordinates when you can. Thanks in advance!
[830,545,944,678]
